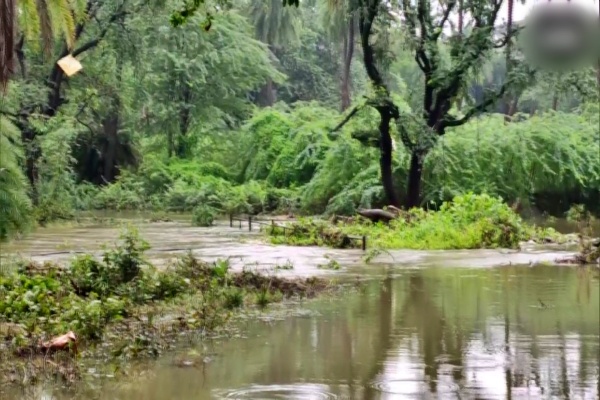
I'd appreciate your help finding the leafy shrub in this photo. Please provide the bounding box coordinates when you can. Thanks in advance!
[271,194,545,250]
[192,205,216,227]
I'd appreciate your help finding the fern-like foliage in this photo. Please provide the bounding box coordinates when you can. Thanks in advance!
[249,0,301,47]
[0,117,32,241]
[17,0,86,53]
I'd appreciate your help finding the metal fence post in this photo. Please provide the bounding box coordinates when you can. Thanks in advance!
[362,235,366,251]
[248,215,252,231]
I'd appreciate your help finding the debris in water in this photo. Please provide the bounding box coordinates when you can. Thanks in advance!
[41,331,77,353]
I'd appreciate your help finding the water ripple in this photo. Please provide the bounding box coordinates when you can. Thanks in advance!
[369,379,460,395]
[214,383,338,399]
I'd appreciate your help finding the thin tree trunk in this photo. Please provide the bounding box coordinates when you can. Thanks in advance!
[458,0,463,34]
[378,111,399,207]
[340,18,355,111]
[176,83,192,157]
[503,0,515,123]
[455,0,464,111]
[257,77,276,107]
[507,95,520,116]
[167,130,174,158]
[552,94,559,111]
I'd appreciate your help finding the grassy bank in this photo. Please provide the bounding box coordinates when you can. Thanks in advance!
[0,228,338,389]
[266,194,565,250]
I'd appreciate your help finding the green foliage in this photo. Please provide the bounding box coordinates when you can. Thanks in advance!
[34,122,81,224]
[422,113,600,214]
[192,204,216,227]
[273,194,557,250]
[0,118,32,240]
[0,229,329,351]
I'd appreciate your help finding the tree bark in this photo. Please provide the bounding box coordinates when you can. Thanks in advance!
[551,94,559,111]
[0,0,16,90]
[340,17,355,111]
[406,151,424,209]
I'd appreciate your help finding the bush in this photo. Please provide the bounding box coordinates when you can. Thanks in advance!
[192,205,216,227]
[269,193,546,250]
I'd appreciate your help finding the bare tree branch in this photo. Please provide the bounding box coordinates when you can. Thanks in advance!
[442,69,536,129]
[330,104,365,133]
[432,0,457,41]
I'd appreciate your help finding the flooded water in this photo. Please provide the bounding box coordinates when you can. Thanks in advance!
[0,216,580,276]
[9,265,600,400]
[2,215,599,399]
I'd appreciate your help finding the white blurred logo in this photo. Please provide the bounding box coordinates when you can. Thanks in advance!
[519,2,599,71]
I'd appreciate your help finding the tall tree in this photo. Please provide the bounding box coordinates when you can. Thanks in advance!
[328,0,534,208]
[1,0,135,202]
[322,0,359,111]
[249,0,301,106]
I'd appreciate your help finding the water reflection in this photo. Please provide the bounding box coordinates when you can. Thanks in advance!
[9,265,600,400]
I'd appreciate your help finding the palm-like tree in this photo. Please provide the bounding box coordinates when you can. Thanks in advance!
[0,0,82,89]
[249,0,301,106]
[322,0,359,111]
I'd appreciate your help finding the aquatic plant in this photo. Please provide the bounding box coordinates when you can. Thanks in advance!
[0,227,333,388]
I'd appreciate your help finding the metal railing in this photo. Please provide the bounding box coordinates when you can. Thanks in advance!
[229,214,367,251]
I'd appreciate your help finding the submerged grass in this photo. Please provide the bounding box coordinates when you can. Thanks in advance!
[266,193,564,250]
[0,228,335,389]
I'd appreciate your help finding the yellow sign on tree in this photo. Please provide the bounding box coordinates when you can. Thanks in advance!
[57,54,83,77]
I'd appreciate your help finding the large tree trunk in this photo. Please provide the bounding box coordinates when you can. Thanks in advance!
[358,3,400,207]
[340,17,355,111]
[406,151,424,209]
[0,0,16,90]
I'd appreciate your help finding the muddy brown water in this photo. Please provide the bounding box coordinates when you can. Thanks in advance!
[1,215,599,399]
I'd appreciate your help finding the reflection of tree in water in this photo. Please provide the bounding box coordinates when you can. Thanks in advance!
[398,274,466,393]
[362,275,393,398]
[204,266,597,399]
